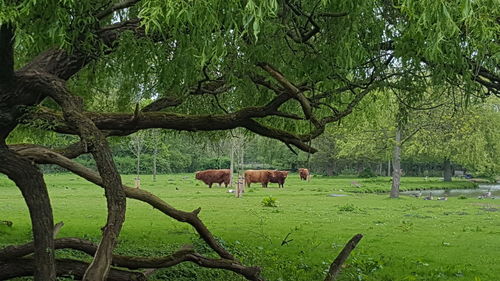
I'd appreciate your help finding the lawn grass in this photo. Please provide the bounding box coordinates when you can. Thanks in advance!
[1,174,498,281]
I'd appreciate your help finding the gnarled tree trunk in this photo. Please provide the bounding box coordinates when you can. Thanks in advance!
[0,146,56,280]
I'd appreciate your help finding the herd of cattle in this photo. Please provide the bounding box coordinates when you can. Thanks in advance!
[195,168,310,188]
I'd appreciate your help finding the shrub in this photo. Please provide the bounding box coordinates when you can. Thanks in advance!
[261,196,278,207]
[358,168,376,178]
[338,203,356,212]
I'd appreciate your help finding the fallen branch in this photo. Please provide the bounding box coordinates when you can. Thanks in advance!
[0,258,146,281]
[15,146,237,261]
[324,234,363,281]
[0,238,263,281]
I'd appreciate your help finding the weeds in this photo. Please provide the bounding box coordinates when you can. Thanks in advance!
[262,196,279,207]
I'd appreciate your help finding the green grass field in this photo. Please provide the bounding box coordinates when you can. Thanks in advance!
[1,174,499,281]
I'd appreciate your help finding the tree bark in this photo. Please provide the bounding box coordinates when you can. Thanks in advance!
[0,258,146,281]
[324,234,363,281]
[443,157,452,182]
[0,239,263,281]
[0,146,56,281]
[390,126,401,198]
[35,75,127,281]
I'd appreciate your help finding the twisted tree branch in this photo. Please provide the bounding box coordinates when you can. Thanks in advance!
[0,146,56,280]
[25,71,127,281]
[324,234,363,281]
[14,145,236,261]
[1,238,263,281]
[0,258,146,281]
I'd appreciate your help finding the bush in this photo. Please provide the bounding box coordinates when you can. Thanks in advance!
[261,196,278,207]
[338,203,356,212]
[358,168,376,178]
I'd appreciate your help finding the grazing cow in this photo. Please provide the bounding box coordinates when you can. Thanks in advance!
[298,168,310,181]
[244,170,272,187]
[269,170,289,188]
[195,169,231,188]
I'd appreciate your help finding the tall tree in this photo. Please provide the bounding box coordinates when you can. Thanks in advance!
[405,98,500,179]
[148,129,162,182]
[128,131,145,184]
[1,0,498,280]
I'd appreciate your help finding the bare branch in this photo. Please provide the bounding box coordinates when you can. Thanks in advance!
[22,85,321,152]
[317,12,349,18]
[243,119,317,153]
[14,146,237,261]
[324,234,363,281]
[258,62,316,124]
[282,0,347,43]
[250,74,284,95]
[0,258,147,281]
[1,238,263,281]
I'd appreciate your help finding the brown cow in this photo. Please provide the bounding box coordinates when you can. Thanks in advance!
[195,169,231,188]
[244,170,271,187]
[298,168,310,181]
[269,170,289,188]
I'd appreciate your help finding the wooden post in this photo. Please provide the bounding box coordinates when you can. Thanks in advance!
[236,176,245,198]
[134,177,141,189]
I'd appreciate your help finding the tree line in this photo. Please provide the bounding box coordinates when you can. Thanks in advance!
[38,93,499,181]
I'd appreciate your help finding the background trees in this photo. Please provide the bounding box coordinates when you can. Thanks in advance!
[1,0,498,280]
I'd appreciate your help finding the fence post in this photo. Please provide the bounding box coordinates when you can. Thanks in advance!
[236,176,245,198]
[134,177,141,189]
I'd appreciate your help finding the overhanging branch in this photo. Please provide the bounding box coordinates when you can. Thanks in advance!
[13,146,237,261]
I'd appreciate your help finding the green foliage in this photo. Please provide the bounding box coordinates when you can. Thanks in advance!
[310,91,500,179]
[358,168,377,178]
[405,98,500,177]
[261,196,278,207]
[338,203,357,212]
[344,254,385,280]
